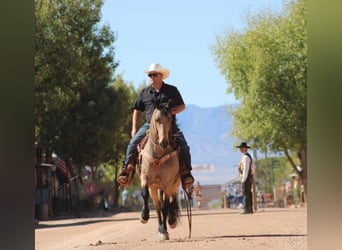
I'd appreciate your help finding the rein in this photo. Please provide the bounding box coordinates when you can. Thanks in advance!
[183,186,193,238]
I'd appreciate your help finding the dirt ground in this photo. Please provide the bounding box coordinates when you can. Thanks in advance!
[35,206,307,250]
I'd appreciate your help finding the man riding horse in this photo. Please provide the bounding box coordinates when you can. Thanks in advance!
[117,63,194,189]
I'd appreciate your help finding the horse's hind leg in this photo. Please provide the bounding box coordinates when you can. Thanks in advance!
[140,186,150,223]
[168,197,180,229]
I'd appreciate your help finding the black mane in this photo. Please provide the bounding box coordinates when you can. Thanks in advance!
[155,100,173,116]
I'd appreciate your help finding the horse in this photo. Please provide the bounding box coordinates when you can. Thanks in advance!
[138,101,181,241]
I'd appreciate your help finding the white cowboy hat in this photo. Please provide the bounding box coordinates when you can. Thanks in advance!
[144,63,170,80]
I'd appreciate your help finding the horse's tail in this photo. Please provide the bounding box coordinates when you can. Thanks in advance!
[157,189,181,228]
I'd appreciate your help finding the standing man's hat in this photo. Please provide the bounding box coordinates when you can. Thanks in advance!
[144,63,170,80]
[236,142,250,148]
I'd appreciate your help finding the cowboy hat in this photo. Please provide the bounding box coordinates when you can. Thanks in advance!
[144,63,170,80]
[236,142,250,148]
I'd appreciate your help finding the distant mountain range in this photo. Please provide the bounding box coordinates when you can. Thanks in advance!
[176,104,241,185]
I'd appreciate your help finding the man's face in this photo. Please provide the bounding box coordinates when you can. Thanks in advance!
[148,71,163,85]
[239,147,247,153]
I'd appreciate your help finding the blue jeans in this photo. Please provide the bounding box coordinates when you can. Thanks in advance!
[122,122,192,172]
[173,130,192,172]
[122,122,150,168]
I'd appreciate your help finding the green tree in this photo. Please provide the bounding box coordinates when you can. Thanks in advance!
[256,155,293,194]
[35,0,119,166]
[107,76,138,206]
[212,0,307,197]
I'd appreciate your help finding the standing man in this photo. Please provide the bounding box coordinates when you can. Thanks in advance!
[117,63,194,189]
[237,142,255,214]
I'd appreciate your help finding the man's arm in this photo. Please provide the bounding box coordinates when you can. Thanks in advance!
[171,104,185,115]
[131,109,142,137]
[241,155,249,183]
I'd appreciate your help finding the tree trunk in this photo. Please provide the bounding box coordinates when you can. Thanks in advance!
[298,148,307,203]
[284,149,307,203]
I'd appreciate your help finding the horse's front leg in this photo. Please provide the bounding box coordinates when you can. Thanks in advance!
[158,190,170,240]
[140,186,150,223]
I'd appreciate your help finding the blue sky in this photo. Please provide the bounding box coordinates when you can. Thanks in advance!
[101,0,283,107]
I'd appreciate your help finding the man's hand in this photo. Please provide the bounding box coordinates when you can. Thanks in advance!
[241,182,245,188]
[171,104,185,115]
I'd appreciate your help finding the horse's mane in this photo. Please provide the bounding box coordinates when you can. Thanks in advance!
[154,99,181,132]
[155,100,173,116]
[152,99,177,148]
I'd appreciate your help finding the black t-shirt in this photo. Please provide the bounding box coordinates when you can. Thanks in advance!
[133,82,185,124]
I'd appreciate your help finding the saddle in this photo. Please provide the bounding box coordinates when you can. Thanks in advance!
[135,133,150,177]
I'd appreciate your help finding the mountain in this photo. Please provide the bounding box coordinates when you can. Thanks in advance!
[177,104,241,185]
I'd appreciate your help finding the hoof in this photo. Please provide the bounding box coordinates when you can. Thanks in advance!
[140,209,149,223]
[140,218,148,224]
[168,218,177,229]
[158,232,169,241]
[169,222,177,229]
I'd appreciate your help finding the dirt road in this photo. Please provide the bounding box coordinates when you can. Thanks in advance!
[35,207,307,250]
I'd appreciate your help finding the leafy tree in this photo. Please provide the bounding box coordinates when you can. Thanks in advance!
[35,0,120,166]
[212,0,307,197]
[256,155,293,194]
[106,76,138,206]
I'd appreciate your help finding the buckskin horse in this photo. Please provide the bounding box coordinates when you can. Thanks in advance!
[137,101,182,241]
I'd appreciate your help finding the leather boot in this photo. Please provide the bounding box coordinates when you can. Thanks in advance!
[117,164,134,186]
[181,172,194,189]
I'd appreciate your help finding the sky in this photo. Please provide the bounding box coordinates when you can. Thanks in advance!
[101,0,283,108]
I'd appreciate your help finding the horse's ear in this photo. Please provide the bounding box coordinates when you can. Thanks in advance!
[167,99,174,110]
[154,98,161,109]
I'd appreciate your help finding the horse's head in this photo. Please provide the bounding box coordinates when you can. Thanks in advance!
[151,101,173,149]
